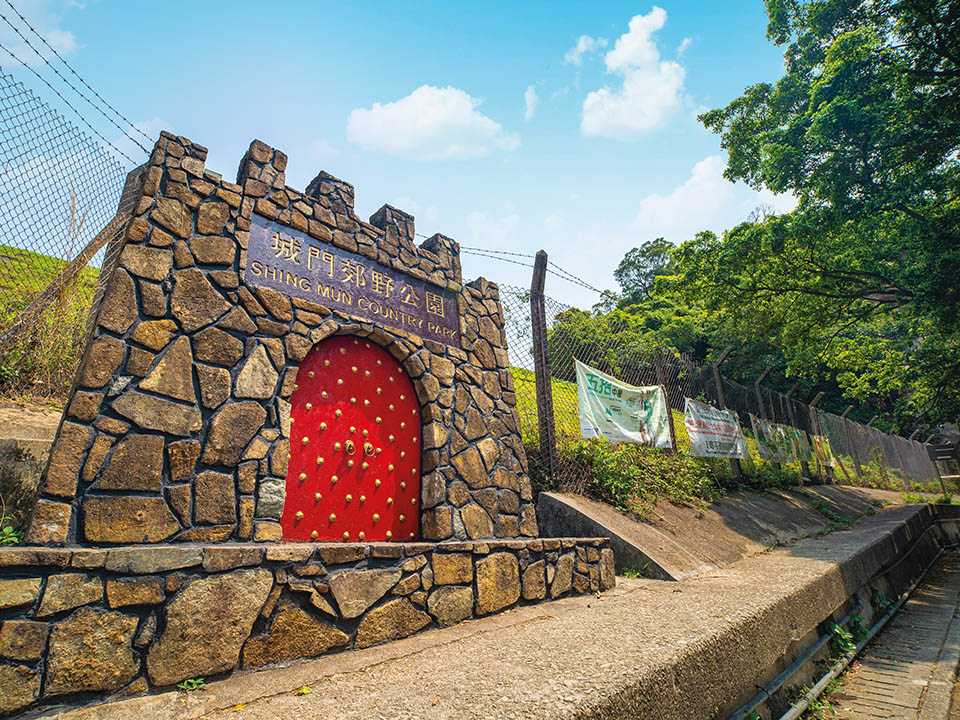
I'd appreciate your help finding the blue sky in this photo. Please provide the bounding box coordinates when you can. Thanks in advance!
[2,0,793,309]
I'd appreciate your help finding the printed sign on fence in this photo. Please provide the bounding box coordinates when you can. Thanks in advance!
[683,397,749,459]
[749,414,796,462]
[812,435,836,467]
[575,358,672,448]
[788,427,816,462]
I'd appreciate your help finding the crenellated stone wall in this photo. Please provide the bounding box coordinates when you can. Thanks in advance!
[25,132,536,547]
[0,538,613,715]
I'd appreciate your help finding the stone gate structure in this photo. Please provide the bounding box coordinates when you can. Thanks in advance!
[0,133,612,716]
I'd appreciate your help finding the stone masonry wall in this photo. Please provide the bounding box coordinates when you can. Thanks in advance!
[0,538,613,716]
[25,132,537,546]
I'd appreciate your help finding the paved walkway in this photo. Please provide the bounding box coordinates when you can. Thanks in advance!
[835,550,960,720]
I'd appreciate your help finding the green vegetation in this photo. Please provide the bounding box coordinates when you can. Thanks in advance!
[0,497,22,546]
[620,565,648,579]
[811,497,857,533]
[0,243,98,400]
[176,677,206,692]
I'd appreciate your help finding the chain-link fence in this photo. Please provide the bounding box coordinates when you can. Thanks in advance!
[499,279,950,497]
[0,67,141,399]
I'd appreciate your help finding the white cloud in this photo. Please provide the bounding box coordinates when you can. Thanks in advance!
[524,84,538,121]
[633,155,796,243]
[465,209,520,249]
[581,8,685,139]
[0,1,80,67]
[677,37,692,57]
[346,85,519,161]
[564,35,608,66]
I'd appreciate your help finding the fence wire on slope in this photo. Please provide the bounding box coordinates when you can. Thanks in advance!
[498,283,948,497]
[0,67,137,399]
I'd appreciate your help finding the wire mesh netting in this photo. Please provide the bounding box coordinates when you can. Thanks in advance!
[0,67,138,399]
[498,283,951,496]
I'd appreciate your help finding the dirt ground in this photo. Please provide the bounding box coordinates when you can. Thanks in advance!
[0,398,63,439]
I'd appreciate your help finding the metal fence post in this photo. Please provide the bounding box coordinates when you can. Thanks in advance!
[753,367,781,472]
[867,416,890,485]
[809,392,831,484]
[785,382,812,482]
[841,405,863,480]
[712,346,742,483]
[530,250,559,484]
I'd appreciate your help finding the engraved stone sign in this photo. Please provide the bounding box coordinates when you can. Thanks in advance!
[247,214,461,346]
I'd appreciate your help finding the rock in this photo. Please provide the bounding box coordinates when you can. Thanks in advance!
[43,421,93,498]
[202,402,266,466]
[220,307,258,333]
[242,600,348,669]
[522,560,546,600]
[421,506,452,541]
[269,440,289,477]
[253,521,282,541]
[432,554,472,585]
[150,197,191,239]
[106,578,165,608]
[197,201,231,236]
[120,244,173,281]
[131,319,178,351]
[147,569,273,687]
[235,344,279,399]
[78,336,125,388]
[600,548,616,591]
[193,327,244,366]
[499,490,520,514]
[112,391,202,436]
[317,545,365,565]
[171,269,231,332]
[451,447,487,489]
[0,664,41,715]
[473,488,498,518]
[256,478,284,519]
[104,547,201,574]
[464,408,487,441]
[202,547,263,572]
[448,481,470,507]
[98,269,138,333]
[423,422,447,450]
[94,434,164,491]
[68,390,103,422]
[432,356,455,385]
[355,598,431,648]
[135,615,156,649]
[83,496,180,544]
[477,438,498,470]
[0,578,41,610]
[551,553,574,598]
[492,468,520,492]
[168,440,201,481]
[23,501,71,545]
[45,608,139,696]
[421,471,445,508]
[328,569,402,619]
[36,573,103,617]
[194,471,237,525]
[192,236,235,266]
[475,553,520,615]
[427,586,473,626]
[139,336,196,403]
[519,504,539,536]
[254,287,293,321]
[197,365,231,408]
[0,620,49,661]
[140,280,168,316]
[460,504,494,540]
[497,516,519,537]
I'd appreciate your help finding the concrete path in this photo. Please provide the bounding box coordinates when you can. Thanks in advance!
[834,550,960,720]
[32,504,939,720]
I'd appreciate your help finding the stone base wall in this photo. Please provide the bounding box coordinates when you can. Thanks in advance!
[0,537,613,717]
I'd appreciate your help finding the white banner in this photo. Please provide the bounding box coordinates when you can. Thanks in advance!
[683,398,749,459]
[749,413,796,462]
[575,358,672,448]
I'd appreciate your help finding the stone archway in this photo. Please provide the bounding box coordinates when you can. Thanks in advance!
[280,335,422,541]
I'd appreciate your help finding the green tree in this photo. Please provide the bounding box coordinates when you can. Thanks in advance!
[613,238,674,305]
[677,0,960,425]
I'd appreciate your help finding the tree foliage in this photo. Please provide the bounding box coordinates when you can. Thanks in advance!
[671,0,960,425]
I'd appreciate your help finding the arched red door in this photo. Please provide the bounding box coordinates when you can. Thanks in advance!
[281,336,421,541]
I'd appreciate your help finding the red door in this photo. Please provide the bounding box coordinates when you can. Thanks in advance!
[281,336,422,541]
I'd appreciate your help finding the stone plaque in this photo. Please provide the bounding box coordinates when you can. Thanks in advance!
[247,214,461,346]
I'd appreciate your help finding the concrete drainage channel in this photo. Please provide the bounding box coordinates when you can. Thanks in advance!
[729,517,960,720]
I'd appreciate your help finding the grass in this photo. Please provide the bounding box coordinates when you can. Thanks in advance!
[0,243,99,401]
